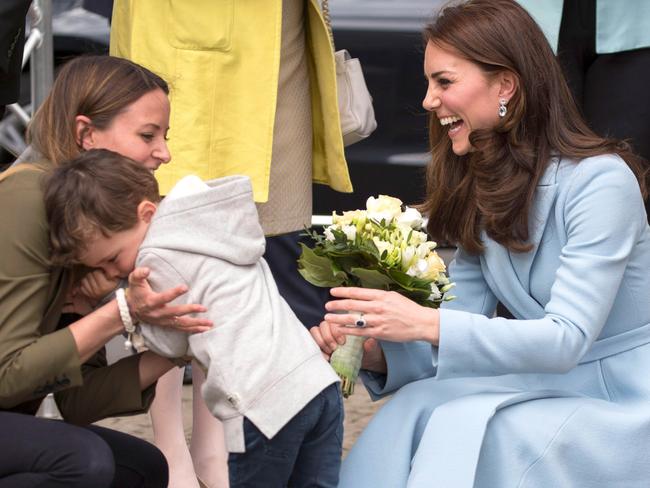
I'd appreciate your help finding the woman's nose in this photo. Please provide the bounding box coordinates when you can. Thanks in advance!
[154,141,171,164]
[422,90,441,112]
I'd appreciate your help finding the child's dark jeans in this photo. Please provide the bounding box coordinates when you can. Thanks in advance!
[228,382,343,488]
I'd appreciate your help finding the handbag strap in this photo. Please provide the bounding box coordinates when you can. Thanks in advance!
[320,0,336,51]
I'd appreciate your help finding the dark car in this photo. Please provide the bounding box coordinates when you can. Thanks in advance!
[313,0,446,216]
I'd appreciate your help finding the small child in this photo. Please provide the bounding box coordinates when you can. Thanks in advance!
[44,149,343,488]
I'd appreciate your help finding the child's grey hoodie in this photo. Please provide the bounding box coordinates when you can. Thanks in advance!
[136,175,339,453]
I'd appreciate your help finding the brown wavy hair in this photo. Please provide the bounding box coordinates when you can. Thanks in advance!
[45,149,161,265]
[28,55,169,167]
[419,0,648,254]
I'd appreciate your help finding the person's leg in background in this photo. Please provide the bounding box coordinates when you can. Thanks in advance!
[556,0,650,220]
[190,362,230,488]
[582,49,650,219]
[555,0,595,108]
[149,364,229,488]
[149,367,201,488]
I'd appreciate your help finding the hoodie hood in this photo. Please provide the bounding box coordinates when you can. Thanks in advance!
[139,175,265,265]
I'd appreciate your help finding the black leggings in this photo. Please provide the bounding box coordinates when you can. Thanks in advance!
[0,412,168,487]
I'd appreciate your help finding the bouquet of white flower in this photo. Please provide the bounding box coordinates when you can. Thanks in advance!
[299,195,455,397]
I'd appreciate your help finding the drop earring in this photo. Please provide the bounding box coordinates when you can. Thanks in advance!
[498,98,508,117]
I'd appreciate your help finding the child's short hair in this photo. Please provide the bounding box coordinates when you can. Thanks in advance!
[44,148,161,265]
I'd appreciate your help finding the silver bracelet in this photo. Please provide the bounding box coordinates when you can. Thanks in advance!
[115,287,136,350]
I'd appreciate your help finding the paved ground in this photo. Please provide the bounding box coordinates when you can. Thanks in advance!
[95,380,388,458]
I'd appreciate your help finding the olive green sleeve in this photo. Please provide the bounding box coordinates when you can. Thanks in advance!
[56,351,156,424]
[0,169,85,409]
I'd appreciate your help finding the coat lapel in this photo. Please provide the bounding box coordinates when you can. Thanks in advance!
[481,158,561,318]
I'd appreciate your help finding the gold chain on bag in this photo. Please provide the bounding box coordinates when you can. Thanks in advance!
[321,0,336,51]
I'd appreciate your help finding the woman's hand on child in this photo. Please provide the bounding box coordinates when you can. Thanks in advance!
[127,267,213,333]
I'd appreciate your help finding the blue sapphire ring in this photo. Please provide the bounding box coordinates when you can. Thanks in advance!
[355,313,367,328]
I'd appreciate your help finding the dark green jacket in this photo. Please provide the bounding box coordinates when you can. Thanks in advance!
[0,163,154,424]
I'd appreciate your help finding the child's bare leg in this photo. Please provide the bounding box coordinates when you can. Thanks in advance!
[150,366,200,488]
[190,361,230,488]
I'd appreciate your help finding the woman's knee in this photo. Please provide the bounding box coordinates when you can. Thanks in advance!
[54,426,115,488]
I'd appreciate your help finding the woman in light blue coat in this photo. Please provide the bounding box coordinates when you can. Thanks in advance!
[311,1,650,486]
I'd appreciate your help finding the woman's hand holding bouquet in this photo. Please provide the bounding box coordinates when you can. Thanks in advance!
[299,195,454,396]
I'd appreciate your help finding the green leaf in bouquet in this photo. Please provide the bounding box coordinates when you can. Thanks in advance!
[387,268,418,288]
[297,243,348,287]
[349,267,394,290]
[358,238,381,261]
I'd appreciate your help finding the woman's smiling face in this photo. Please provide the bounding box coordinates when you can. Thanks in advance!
[78,88,172,171]
[422,41,504,156]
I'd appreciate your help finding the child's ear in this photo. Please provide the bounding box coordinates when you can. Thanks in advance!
[137,200,158,224]
[75,115,96,149]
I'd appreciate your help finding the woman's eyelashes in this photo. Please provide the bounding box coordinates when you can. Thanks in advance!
[140,132,154,142]
[436,77,452,88]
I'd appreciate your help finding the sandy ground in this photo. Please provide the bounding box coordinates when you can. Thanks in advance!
[95,380,387,458]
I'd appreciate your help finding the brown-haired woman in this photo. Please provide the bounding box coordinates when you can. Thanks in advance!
[0,55,212,487]
[311,1,650,486]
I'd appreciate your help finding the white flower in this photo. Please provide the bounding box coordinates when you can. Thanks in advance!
[428,283,442,300]
[400,245,417,271]
[324,227,336,241]
[416,242,437,258]
[397,206,423,229]
[342,224,357,241]
[415,258,429,276]
[419,253,447,280]
[372,236,394,257]
[396,224,413,242]
[366,195,403,223]
[333,209,367,226]
[409,231,429,246]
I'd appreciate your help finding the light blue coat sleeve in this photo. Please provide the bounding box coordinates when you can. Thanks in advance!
[437,157,646,379]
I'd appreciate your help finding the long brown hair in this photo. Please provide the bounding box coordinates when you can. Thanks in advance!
[28,55,169,167]
[420,0,648,254]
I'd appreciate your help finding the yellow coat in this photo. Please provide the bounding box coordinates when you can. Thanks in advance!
[110,0,353,200]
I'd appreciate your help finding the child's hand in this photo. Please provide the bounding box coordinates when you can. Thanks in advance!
[62,290,95,316]
[75,269,121,307]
